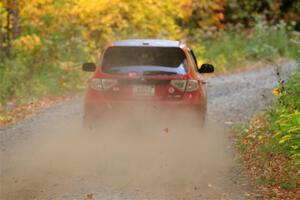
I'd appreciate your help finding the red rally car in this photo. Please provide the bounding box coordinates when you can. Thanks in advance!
[82,39,214,126]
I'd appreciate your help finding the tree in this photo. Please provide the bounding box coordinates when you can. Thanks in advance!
[0,0,20,59]
[72,0,183,51]
[179,0,226,31]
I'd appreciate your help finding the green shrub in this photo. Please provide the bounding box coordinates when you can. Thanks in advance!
[235,68,300,192]
[0,28,89,104]
[242,67,300,166]
[191,21,300,72]
[268,68,300,164]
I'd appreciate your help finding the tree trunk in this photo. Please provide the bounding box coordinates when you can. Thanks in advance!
[0,12,3,60]
[6,2,11,57]
[11,0,19,38]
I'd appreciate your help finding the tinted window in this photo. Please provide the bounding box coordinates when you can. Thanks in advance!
[102,47,187,75]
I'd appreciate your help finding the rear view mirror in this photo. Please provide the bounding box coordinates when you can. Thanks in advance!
[82,62,96,72]
[198,64,214,73]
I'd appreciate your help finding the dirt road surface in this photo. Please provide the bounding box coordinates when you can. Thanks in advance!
[0,62,298,200]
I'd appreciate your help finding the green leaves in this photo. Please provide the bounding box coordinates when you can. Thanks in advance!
[273,110,300,163]
[191,22,300,72]
[235,68,300,198]
[267,68,300,164]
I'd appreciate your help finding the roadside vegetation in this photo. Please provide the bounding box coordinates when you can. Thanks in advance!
[235,67,300,199]
[191,22,300,72]
[0,0,299,124]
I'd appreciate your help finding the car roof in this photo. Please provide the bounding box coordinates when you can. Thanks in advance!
[111,39,182,47]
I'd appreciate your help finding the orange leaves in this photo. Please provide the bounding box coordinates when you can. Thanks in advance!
[59,77,66,86]
[163,128,169,133]
[13,34,41,52]
[180,0,193,21]
[235,114,300,200]
[216,12,224,21]
[85,193,95,200]
[180,0,226,29]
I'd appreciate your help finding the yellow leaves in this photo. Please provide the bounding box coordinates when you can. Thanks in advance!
[13,0,183,51]
[192,44,206,67]
[59,61,76,71]
[21,0,53,17]
[209,1,224,11]
[0,113,13,126]
[273,87,282,96]
[13,34,41,52]
[72,0,126,46]
[71,0,182,49]
[20,0,72,32]
[273,80,285,96]
[72,0,121,24]
[279,135,292,144]
[197,57,205,68]
[215,54,228,72]
[180,0,193,20]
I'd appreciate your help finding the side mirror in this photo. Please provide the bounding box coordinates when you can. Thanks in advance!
[82,62,96,72]
[198,64,214,73]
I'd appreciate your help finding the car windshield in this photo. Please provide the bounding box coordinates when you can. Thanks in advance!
[102,46,187,75]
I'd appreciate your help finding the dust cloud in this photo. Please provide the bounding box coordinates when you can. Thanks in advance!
[1,106,237,200]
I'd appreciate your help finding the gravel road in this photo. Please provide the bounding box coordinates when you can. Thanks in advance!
[0,62,298,200]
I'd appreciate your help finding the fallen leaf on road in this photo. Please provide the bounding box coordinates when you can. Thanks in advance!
[85,193,95,200]
[244,192,250,197]
[163,128,169,133]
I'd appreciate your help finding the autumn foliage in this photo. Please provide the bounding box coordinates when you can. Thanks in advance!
[0,0,299,103]
[235,68,300,199]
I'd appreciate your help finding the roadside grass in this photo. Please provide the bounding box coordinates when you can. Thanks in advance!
[0,59,88,125]
[234,67,300,199]
[0,29,89,125]
[0,31,89,103]
[191,21,300,72]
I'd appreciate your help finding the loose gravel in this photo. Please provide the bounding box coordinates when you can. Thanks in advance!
[0,61,298,200]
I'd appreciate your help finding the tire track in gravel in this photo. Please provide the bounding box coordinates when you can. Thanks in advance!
[0,62,298,200]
